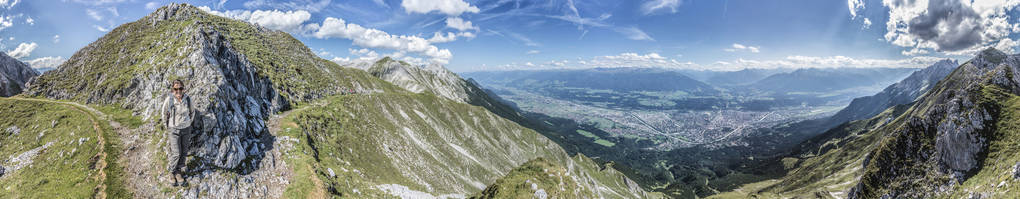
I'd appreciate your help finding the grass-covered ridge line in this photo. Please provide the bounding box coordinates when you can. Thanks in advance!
[29,3,394,110]
[274,91,660,198]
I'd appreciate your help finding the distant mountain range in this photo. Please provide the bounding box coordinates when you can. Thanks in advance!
[468,67,718,94]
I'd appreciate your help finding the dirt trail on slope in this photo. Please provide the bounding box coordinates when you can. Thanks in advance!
[8,97,113,199]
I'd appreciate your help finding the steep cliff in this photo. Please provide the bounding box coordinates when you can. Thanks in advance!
[0,52,39,97]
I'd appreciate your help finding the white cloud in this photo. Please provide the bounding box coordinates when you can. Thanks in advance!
[615,26,654,41]
[526,50,540,55]
[445,17,478,31]
[641,0,681,15]
[52,35,59,43]
[86,9,103,21]
[313,17,453,63]
[401,0,479,16]
[848,0,865,18]
[901,48,929,56]
[198,7,312,33]
[427,31,474,43]
[0,0,20,9]
[26,56,65,70]
[145,2,161,10]
[94,25,109,32]
[862,18,872,29]
[24,16,32,25]
[249,10,311,32]
[724,43,760,53]
[879,0,1020,55]
[6,42,36,59]
[0,16,11,31]
[217,0,229,9]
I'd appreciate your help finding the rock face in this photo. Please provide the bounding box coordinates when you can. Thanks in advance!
[25,3,387,170]
[368,58,479,104]
[0,52,39,97]
[850,48,1020,198]
[366,57,526,123]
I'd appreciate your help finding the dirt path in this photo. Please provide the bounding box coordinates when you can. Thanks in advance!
[8,97,112,198]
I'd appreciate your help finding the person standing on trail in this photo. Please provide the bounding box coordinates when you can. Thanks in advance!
[161,79,194,187]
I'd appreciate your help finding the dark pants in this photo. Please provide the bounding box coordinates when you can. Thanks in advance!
[168,127,190,174]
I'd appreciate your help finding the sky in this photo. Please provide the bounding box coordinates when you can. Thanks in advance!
[1,0,1019,72]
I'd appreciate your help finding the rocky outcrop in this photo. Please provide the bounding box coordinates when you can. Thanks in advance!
[0,52,39,97]
[25,3,387,170]
[851,48,1020,198]
[367,57,527,123]
[368,58,478,103]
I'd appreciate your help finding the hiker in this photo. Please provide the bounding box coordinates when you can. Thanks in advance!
[161,79,194,187]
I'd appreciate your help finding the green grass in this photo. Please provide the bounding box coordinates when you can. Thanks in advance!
[93,104,145,129]
[0,98,124,198]
[472,158,590,199]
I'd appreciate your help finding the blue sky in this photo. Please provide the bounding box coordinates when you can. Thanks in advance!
[1,0,1019,72]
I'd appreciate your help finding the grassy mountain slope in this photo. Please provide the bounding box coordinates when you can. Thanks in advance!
[0,98,127,198]
[274,92,661,198]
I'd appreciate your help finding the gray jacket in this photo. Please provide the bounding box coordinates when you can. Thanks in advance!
[161,95,195,130]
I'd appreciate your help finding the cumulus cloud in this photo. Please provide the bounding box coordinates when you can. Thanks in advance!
[401,0,479,16]
[6,42,36,59]
[848,0,865,18]
[26,56,65,70]
[879,0,1020,54]
[724,43,760,53]
[427,31,475,43]
[445,17,478,31]
[24,16,32,25]
[198,7,312,33]
[52,35,59,43]
[641,0,681,15]
[862,18,872,29]
[313,17,453,63]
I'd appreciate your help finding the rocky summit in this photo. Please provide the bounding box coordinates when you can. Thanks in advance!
[0,52,39,97]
